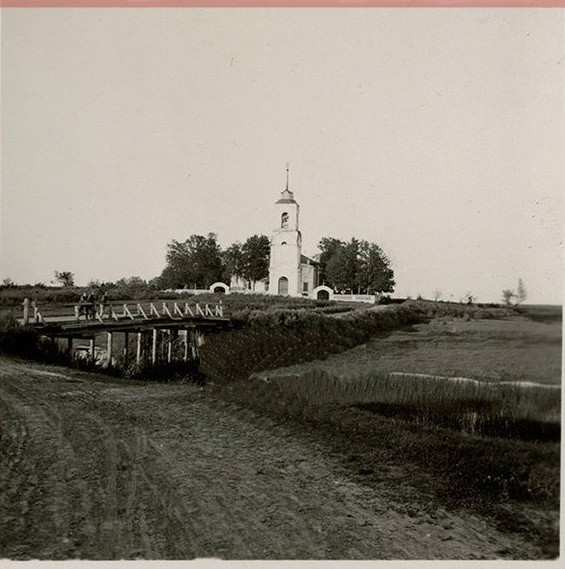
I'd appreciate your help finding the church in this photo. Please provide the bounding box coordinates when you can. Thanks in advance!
[228,169,319,297]
[267,172,318,297]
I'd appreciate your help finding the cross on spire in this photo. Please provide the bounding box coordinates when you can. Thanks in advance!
[286,162,290,191]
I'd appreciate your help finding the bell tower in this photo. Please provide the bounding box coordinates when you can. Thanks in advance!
[268,165,302,296]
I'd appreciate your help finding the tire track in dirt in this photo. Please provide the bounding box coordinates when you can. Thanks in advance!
[1,385,92,558]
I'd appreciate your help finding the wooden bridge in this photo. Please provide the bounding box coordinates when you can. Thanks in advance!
[19,299,230,368]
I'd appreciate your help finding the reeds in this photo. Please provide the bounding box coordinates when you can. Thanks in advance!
[267,366,561,441]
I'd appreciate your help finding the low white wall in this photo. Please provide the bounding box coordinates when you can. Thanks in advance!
[169,289,210,295]
[333,294,376,304]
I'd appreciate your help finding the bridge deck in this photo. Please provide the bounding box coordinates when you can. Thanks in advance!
[20,300,230,338]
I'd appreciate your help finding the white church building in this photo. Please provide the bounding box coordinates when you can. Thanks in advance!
[268,176,318,297]
[228,172,319,297]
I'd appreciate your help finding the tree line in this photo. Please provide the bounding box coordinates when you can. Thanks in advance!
[155,233,395,294]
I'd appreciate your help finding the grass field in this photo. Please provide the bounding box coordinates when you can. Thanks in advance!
[256,316,562,384]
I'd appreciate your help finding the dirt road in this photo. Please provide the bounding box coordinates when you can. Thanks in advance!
[0,357,543,559]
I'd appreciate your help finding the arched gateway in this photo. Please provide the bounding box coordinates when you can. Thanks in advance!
[312,285,333,301]
[209,282,230,295]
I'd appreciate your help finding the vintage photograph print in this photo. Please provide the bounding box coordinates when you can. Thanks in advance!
[0,0,563,562]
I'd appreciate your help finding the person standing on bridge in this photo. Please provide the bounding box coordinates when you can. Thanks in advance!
[99,291,108,318]
[86,291,95,320]
[79,292,88,319]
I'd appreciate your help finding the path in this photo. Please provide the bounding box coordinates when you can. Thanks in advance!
[0,357,542,559]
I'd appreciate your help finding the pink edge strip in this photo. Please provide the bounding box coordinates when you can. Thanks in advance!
[1,0,564,8]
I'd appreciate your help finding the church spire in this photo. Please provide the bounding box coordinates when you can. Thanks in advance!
[277,162,296,203]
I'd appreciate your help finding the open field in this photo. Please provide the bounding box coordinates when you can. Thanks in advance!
[0,357,557,560]
[257,313,562,385]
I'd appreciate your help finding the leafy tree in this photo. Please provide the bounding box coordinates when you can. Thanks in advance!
[516,278,527,305]
[317,237,345,285]
[320,237,394,294]
[502,289,515,305]
[222,243,244,283]
[158,233,224,289]
[325,239,361,292]
[241,235,270,288]
[54,270,75,287]
[463,291,476,304]
[356,240,395,294]
[2,277,15,287]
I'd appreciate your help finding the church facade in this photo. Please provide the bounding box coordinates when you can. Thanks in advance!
[268,179,318,297]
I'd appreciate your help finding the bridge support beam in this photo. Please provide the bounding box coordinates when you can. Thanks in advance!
[183,329,189,362]
[107,332,113,366]
[89,338,95,360]
[166,329,172,363]
[23,298,30,325]
[124,332,130,366]
[67,336,73,355]
[152,328,158,365]
[190,330,200,361]
[136,332,143,364]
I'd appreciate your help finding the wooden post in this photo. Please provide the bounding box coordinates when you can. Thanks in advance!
[136,332,143,364]
[124,332,129,365]
[190,330,199,361]
[32,301,38,322]
[152,328,158,364]
[89,338,96,360]
[183,330,189,362]
[23,298,30,325]
[67,337,73,354]
[165,329,172,363]
[107,332,113,366]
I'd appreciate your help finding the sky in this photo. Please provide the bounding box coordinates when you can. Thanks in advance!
[1,7,563,304]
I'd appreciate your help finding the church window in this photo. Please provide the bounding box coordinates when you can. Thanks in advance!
[303,282,309,292]
[281,212,289,228]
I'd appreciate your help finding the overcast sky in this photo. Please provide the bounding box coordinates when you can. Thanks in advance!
[1,8,563,303]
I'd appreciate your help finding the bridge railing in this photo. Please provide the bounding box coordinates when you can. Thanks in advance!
[18,299,225,325]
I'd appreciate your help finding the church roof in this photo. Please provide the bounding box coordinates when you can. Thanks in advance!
[301,254,319,265]
[276,188,296,204]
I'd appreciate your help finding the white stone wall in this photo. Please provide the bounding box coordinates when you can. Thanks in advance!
[300,263,317,296]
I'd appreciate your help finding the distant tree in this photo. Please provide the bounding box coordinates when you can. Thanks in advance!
[317,237,346,285]
[115,276,147,289]
[158,233,224,289]
[433,289,443,302]
[516,278,527,305]
[54,270,75,287]
[222,243,244,283]
[326,243,358,292]
[463,291,476,304]
[241,235,270,288]
[320,237,394,294]
[502,288,515,305]
[355,240,395,294]
[2,277,15,287]
[87,279,102,290]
